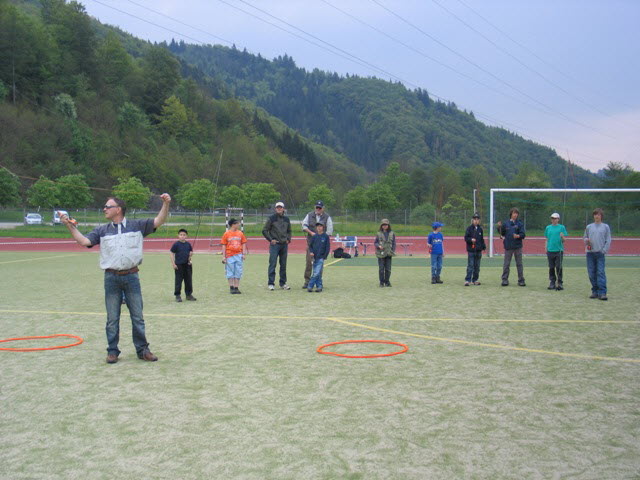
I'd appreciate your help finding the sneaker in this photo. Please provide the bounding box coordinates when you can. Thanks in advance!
[385,282,392,287]
[268,285,275,291]
[599,294,608,301]
[436,277,443,284]
[464,282,470,286]
[518,281,526,287]
[501,281,509,286]
[315,288,323,293]
[235,289,242,294]
[175,295,182,302]
[281,284,291,290]
[307,288,313,293]
[302,284,308,289]
[186,295,197,301]
[556,285,564,291]
[106,354,118,364]
[380,283,386,288]
[431,277,437,284]
[473,281,481,285]
[589,293,598,299]
[548,284,556,290]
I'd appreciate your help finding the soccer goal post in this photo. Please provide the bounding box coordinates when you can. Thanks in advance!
[489,188,640,257]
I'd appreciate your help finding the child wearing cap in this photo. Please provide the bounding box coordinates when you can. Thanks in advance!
[374,219,396,287]
[221,218,248,294]
[464,213,486,286]
[307,222,331,292]
[544,213,568,290]
[427,222,445,284]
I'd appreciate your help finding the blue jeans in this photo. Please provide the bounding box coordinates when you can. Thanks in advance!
[308,258,325,289]
[586,252,607,295]
[465,251,482,282]
[430,254,443,277]
[268,243,288,286]
[105,272,149,357]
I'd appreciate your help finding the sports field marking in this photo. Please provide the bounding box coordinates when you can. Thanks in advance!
[324,258,344,267]
[0,254,81,265]
[0,309,637,324]
[2,309,638,363]
[324,317,640,364]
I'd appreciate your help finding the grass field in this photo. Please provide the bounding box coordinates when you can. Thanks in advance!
[1,251,639,479]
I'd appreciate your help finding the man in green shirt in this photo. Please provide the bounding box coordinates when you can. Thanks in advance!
[544,212,568,290]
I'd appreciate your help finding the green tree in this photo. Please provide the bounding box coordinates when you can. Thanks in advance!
[243,182,280,209]
[97,31,133,100]
[343,186,368,211]
[157,95,189,138]
[0,167,21,206]
[112,176,151,210]
[380,162,411,206]
[410,202,436,225]
[367,183,400,211]
[219,185,247,207]
[117,101,150,133]
[140,46,181,116]
[53,93,77,121]
[176,178,216,211]
[27,176,59,207]
[307,183,335,209]
[55,174,92,208]
[430,164,462,211]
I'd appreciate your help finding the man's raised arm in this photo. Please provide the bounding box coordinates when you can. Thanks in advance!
[60,214,92,247]
[154,193,172,229]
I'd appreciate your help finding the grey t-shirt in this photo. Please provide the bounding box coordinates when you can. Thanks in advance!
[85,218,156,270]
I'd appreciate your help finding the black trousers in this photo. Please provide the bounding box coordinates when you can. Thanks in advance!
[174,263,193,296]
[378,256,392,284]
[547,251,563,286]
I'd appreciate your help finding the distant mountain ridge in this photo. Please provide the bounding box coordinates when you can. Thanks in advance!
[168,41,595,187]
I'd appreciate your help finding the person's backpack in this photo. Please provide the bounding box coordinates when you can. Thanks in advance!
[333,247,344,258]
[341,252,351,259]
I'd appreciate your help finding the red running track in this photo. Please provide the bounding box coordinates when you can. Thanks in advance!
[1,236,639,255]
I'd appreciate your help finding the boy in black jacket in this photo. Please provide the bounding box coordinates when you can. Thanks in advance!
[464,213,486,286]
[307,223,331,292]
[262,201,292,290]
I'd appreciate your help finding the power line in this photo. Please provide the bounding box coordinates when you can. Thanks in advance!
[368,0,614,139]
[431,0,637,130]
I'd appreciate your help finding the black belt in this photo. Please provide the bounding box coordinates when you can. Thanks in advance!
[105,267,139,275]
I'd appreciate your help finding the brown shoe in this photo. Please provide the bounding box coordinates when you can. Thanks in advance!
[106,354,118,364]
[139,351,158,362]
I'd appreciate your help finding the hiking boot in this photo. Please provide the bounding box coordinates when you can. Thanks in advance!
[106,354,118,364]
[431,276,437,284]
[234,289,242,294]
[548,284,556,290]
[139,351,158,362]
[302,284,308,289]
[380,283,385,287]
[599,294,608,301]
[281,284,291,290]
[501,281,509,286]
[186,295,197,301]
[436,277,443,284]
[385,282,391,287]
[175,295,182,302]
[589,293,598,299]
[518,281,526,287]
[556,285,564,291]
[268,284,275,291]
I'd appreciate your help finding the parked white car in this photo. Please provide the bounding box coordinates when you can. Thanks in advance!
[24,213,43,225]
[52,210,69,225]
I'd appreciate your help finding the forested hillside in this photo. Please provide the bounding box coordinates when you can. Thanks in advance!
[0,0,365,207]
[168,41,595,187]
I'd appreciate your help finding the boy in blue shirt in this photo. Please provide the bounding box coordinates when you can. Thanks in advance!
[544,213,568,291]
[307,222,331,292]
[427,222,444,284]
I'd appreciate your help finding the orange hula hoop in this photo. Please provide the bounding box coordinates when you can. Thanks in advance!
[317,340,409,358]
[0,334,84,352]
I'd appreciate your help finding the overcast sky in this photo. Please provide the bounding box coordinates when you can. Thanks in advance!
[82,0,640,173]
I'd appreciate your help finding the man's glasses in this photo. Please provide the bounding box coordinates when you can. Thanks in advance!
[103,205,118,210]
[315,206,323,210]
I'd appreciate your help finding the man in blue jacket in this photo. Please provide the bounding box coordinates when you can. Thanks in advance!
[497,207,526,286]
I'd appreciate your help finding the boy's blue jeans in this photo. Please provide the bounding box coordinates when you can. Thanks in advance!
[308,258,325,289]
[465,251,482,282]
[430,254,443,277]
[586,252,607,295]
[104,271,150,357]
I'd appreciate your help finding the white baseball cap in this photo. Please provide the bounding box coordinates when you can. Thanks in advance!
[550,212,560,218]
[275,202,285,208]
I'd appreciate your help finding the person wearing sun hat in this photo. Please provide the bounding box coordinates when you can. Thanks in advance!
[374,218,396,287]
[544,212,568,291]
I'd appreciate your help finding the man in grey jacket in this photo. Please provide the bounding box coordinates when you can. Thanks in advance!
[301,201,333,288]
[583,208,612,301]
[262,201,292,290]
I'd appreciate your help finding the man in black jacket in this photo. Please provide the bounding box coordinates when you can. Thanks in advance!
[262,201,292,290]
[464,213,486,286]
[497,207,526,286]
